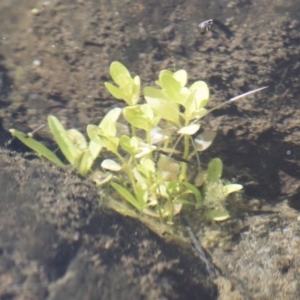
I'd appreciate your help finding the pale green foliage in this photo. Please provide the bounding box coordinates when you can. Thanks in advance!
[100,62,262,223]
[9,129,65,166]
[48,115,103,175]
[9,61,266,224]
[123,104,160,132]
[10,113,104,176]
[104,61,140,106]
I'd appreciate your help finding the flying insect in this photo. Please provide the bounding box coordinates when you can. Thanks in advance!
[198,19,234,39]
[198,19,214,34]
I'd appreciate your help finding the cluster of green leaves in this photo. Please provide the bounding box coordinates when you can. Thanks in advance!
[95,62,247,222]
[10,61,266,224]
[10,115,104,176]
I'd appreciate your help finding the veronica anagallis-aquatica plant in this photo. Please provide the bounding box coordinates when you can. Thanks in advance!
[10,61,267,224]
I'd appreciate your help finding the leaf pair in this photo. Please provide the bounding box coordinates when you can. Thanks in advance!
[123,104,160,132]
[87,108,122,157]
[105,62,140,106]
[144,69,210,129]
[10,116,103,176]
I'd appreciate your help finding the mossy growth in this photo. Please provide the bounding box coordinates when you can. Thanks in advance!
[10,62,266,227]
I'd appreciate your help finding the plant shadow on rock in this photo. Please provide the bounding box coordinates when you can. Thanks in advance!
[0,123,217,299]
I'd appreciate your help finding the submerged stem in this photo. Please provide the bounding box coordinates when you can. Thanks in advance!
[180,134,190,181]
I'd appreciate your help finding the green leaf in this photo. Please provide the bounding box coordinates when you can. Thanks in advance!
[120,135,150,158]
[173,69,187,87]
[87,125,120,155]
[177,123,200,135]
[87,124,102,145]
[166,181,180,197]
[156,70,173,87]
[184,82,209,119]
[87,108,122,154]
[111,182,143,211]
[144,86,170,101]
[207,208,230,221]
[134,141,156,159]
[9,129,64,167]
[142,158,155,174]
[223,184,243,196]
[123,105,150,131]
[107,62,141,106]
[104,82,123,99]
[144,86,180,126]
[101,159,122,171]
[103,136,120,155]
[110,61,131,86]
[131,75,141,105]
[99,107,122,136]
[136,158,155,178]
[183,89,197,119]
[206,158,223,183]
[120,135,134,154]
[182,181,203,204]
[160,73,185,105]
[87,117,107,162]
[77,149,94,175]
[48,115,81,165]
[123,104,159,132]
[121,84,135,105]
[189,81,209,106]
[135,182,148,204]
[88,138,102,161]
[66,129,87,151]
[191,108,208,120]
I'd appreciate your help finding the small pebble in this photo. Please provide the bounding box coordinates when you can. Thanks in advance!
[32,59,42,66]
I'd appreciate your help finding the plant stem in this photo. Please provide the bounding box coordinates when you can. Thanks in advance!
[115,151,126,164]
[180,118,190,181]
[180,135,189,181]
[123,162,139,203]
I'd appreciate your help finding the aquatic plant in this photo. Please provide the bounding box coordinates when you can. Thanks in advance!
[10,114,105,176]
[10,62,266,224]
